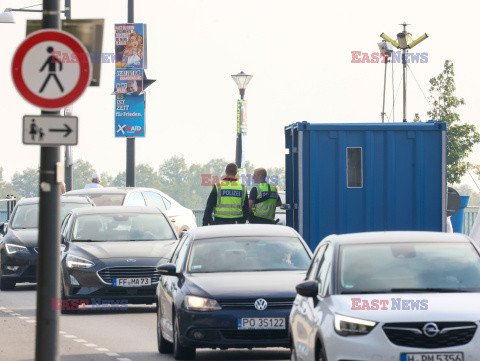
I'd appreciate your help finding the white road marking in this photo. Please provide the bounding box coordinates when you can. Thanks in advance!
[3,310,12,313]
[85,344,97,347]
[106,353,120,356]
[19,317,29,320]
[26,320,36,323]
[95,348,110,352]
[11,313,20,316]
[64,335,77,338]
[74,339,87,343]
[117,358,131,361]
[59,331,66,334]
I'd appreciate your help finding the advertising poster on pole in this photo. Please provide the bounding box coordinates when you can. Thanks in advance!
[115,93,145,137]
[114,69,143,94]
[114,23,147,69]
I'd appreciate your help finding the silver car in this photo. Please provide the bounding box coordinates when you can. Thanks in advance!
[64,187,197,236]
[290,231,480,361]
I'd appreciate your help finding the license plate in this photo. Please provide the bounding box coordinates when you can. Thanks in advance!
[112,278,151,287]
[401,353,464,361]
[238,317,285,330]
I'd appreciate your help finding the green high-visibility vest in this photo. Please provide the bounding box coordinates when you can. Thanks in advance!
[252,183,277,220]
[213,181,246,219]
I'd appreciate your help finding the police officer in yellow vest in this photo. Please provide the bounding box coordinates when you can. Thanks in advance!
[249,168,282,224]
[202,163,249,226]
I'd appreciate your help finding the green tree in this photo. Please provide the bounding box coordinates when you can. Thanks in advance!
[415,60,480,184]
[11,168,39,198]
[72,159,96,190]
[136,164,160,188]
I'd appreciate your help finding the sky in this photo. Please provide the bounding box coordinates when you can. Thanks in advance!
[2,0,480,189]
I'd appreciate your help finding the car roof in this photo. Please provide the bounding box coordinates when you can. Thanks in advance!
[72,206,164,215]
[17,196,93,205]
[64,187,163,195]
[188,224,300,240]
[327,231,471,245]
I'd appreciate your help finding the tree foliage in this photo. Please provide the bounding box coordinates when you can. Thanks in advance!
[416,60,480,184]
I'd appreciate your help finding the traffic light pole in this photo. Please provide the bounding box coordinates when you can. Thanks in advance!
[126,0,135,187]
[35,2,61,361]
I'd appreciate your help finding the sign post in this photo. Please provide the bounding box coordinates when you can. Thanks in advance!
[10,3,91,359]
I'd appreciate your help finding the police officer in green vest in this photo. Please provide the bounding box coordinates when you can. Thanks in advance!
[249,168,282,224]
[203,163,249,226]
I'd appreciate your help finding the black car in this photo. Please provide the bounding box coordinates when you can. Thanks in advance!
[0,196,94,290]
[155,224,312,360]
[60,206,178,308]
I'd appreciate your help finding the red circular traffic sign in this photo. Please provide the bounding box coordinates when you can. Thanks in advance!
[11,29,91,110]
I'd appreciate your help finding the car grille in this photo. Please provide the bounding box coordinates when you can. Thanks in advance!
[218,298,295,310]
[383,322,477,348]
[97,267,160,285]
[221,330,288,340]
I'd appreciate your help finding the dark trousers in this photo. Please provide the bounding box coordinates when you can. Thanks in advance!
[249,215,276,224]
[213,217,245,225]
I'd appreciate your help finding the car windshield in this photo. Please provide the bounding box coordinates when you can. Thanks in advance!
[11,202,92,229]
[338,242,480,294]
[71,193,125,206]
[72,213,176,242]
[187,237,311,273]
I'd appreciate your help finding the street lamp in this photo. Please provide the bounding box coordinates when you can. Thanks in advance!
[380,22,428,122]
[231,71,253,169]
[231,71,253,100]
[0,3,70,24]
[378,40,393,123]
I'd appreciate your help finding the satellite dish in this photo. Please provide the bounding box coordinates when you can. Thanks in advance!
[447,187,461,217]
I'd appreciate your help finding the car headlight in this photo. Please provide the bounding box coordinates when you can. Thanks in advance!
[185,295,221,312]
[5,244,28,255]
[66,254,95,269]
[334,314,377,336]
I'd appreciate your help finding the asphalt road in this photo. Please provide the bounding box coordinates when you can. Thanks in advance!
[0,283,290,361]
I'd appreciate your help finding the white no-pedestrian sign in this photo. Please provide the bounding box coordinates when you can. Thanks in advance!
[11,29,91,110]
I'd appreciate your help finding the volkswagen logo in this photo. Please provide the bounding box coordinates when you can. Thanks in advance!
[422,322,440,338]
[254,298,268,311]
[126,259,136,263]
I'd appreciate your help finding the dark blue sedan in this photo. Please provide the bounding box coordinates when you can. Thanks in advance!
[155,224,312,360]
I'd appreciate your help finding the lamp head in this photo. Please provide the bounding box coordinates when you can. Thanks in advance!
[0,8,15,23]
[231,71,253,91]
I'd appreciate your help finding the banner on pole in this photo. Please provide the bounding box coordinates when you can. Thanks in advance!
[115,93,145,138]
[114,23,147,69]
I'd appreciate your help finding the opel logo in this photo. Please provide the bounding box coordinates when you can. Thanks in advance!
[254,298,268,311]
[126,259,136,263]
[422,322,440,338]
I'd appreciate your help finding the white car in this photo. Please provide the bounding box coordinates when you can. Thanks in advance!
[64,187,197,236]
[289,231,480,361]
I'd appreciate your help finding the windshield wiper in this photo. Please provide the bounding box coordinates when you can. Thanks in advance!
[340,290,388,294]
[390,288,470,293]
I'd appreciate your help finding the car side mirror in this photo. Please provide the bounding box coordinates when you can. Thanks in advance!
[156,263,177,276]
[0,222,5,235]
[296,280,319,298]
[179,230,187,238]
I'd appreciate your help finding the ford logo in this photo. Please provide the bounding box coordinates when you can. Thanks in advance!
[422,322,439,338]
[254,298,268,311]
[126,259,136,263]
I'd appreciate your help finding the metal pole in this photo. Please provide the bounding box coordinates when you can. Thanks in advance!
[381,56,388,123]
[126,0,135,186]
[64,1,73,191]
[35,1,61,359]
[235,90,244,168]
[402,48,407,122]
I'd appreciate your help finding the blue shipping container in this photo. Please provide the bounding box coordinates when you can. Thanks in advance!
[285,121,447,250]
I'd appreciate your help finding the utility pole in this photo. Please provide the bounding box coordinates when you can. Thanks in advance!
[126,0,135,187]
[380,23,428,122]
[64,0,73,191]
[36,1,61,360]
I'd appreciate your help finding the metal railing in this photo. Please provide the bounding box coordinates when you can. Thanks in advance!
[0,196,17,223]
[464,207,478,236]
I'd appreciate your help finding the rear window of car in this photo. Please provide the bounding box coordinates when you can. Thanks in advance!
[76,193,125,206]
